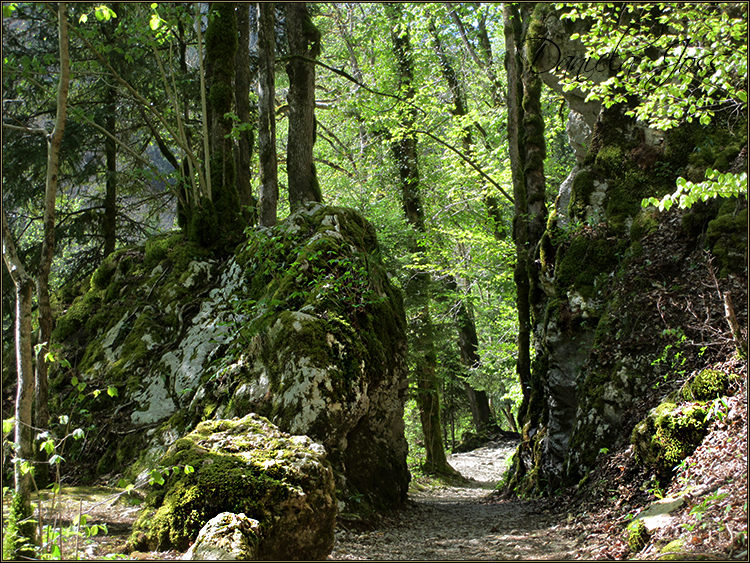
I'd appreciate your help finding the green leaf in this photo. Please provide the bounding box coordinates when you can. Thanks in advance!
[149,469,165,486]
[79,13,89,23]
[149,13,161,30]
[699,113,711,126]
[2,418,14,436]
[72,428,85,440]
[184,465,195,474]
[71,376,79,387]
[107,386,119,398]
[49,454,64,465]
[738,90,747,103]
[3,3,18,18]
[40,438,55,455]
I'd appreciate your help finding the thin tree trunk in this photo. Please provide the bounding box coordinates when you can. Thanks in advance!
[103,86,117,257]
[285,2,322,210]
[3,210,37,554]
[257,1,278,227]
[446,275,496,434]
[235,2,254,224]
[35,2,70,494]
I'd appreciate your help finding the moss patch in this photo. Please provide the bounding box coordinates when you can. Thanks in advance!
[626,518,649,553]
[631,401,710,474]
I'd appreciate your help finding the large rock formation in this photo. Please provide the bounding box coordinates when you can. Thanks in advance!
[506,5,748,494]
[52,203,410,514]
[129,414,335,558]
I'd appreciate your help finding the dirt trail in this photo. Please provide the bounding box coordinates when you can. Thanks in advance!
[328,440,582,560]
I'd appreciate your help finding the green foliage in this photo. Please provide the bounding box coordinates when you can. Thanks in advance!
[643,169,748,211]
[558,4,747,131]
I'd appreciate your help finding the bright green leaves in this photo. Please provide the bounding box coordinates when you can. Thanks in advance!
[555,3,748,130]
[642,169,748,211]
[2,3,17,18]
[78,4,117,24]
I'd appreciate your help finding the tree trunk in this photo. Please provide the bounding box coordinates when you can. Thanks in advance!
[503,2,532,428]
[34,1,70,492]
[388,3,455,476]
[285,2,322,211]
[205,2,242,239]
[103,86,117,257]
[257,1,278,227]
[235,2,255,224]
[2,211,37,554]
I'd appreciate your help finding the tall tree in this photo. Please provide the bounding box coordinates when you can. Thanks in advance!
[503,1,548,452]
[34,0,71,490]
[205,2,243,239]
[234,2,254,224]
[285,2,322,210]
[257,1,278,227]
[387,3,456,476]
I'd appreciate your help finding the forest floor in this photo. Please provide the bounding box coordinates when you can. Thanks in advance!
[328,439,583,560]
[6,361,746,560]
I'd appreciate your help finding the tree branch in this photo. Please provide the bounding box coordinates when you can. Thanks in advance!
[415,129,514,204]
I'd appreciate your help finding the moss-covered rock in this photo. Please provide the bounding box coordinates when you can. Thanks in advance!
[631,401,710,474]
[52,203,409,515]
[705,198,748,278]
[626,518,650,553]
[128,413,335,558]
[679,368,736,402]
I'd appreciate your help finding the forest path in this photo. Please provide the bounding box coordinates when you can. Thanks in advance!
[328,440,582,560]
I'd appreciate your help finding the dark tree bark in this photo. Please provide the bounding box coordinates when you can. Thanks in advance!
[99,3,120,258]
[503,2,532,428]
[388,3,456,476]
[205,2,243,239]
[285,2,322,211]
[257,1,278,227]
[235,2,255,224]
[102,86,117,257]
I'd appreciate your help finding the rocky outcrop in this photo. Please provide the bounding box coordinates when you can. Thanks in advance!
[129,414,335,558]
[52,203,410,513]
[506,5,748,495]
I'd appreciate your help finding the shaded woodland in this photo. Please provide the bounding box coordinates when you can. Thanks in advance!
[2,2,747,560]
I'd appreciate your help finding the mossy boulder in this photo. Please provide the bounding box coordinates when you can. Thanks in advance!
[631,401,710,474]
[52,203,409,514]
[129,413,335,559]
[679,368,736,402]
